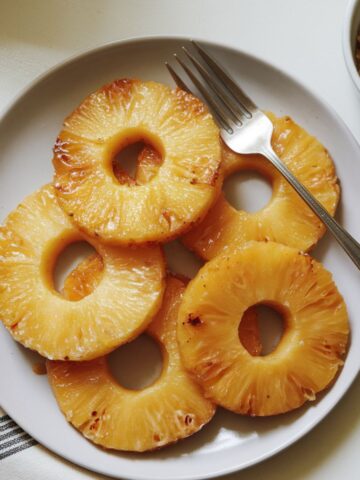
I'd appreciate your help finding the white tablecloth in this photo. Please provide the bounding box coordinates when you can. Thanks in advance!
[0,1,359,479]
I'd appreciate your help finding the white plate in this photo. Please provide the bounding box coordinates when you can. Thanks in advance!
[0,36,359,480]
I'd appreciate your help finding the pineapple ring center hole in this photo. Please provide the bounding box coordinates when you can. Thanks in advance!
[223,170,273,213]
[53,241,102,300]
[108,334,163,390]
[112,140,163,185]
[239,304,286,356]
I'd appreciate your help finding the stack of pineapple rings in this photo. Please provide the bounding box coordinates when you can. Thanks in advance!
[0,79,349,452]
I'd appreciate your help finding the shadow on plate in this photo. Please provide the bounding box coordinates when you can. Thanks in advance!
[104,401,321,461]
[16,341,47,372]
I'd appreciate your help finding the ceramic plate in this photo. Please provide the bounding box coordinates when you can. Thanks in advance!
[0,36,359,480]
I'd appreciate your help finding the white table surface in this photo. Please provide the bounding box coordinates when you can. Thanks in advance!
[0,0,359,479]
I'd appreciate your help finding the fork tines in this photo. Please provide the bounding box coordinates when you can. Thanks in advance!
[166,40,257,133]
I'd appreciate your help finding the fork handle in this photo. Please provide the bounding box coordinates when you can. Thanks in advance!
[261,146,360,270]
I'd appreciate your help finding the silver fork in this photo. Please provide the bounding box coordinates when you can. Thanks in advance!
[166,41,360,271]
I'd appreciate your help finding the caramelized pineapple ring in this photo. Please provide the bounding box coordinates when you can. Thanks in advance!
[48,273,215,452]
[183,113,340,259]
[53,79,221,245]
[0,185,165,361]
[177,242,349,416]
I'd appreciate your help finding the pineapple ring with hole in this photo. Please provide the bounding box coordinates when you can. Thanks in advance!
[47,267,216,452]
[183,113,340,260]
[177,242,349,416]
[0,184,165,361]
[53,79,221,245]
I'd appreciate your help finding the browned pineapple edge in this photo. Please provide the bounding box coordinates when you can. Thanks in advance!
[53,79,222,245]
[47,262,215,452]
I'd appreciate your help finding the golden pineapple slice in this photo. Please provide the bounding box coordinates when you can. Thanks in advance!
[177,242,349,416]
[53,79,221,245]
[183,113,340,260]
[0,185,165,360]
[136,145,163,185]
[47,271,215,451]
[111,161,137,186]
[238,307,262,357]
[111,144,161,186]
[62,253,104,301]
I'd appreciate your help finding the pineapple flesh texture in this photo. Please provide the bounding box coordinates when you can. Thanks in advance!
[48,266,215,452]
[62,253,103,301]
[0,185,165,360]
[53,79,221,245]
[238,307,262,357]
[183,113,340,260]
[136,145,163,185]
[112,144,162,187]
[177,242,349,416]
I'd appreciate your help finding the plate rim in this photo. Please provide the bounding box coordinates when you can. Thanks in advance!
[0,32,359,146]
[0,34,359,480]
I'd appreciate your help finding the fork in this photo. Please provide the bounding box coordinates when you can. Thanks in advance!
[165,41,360,271]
